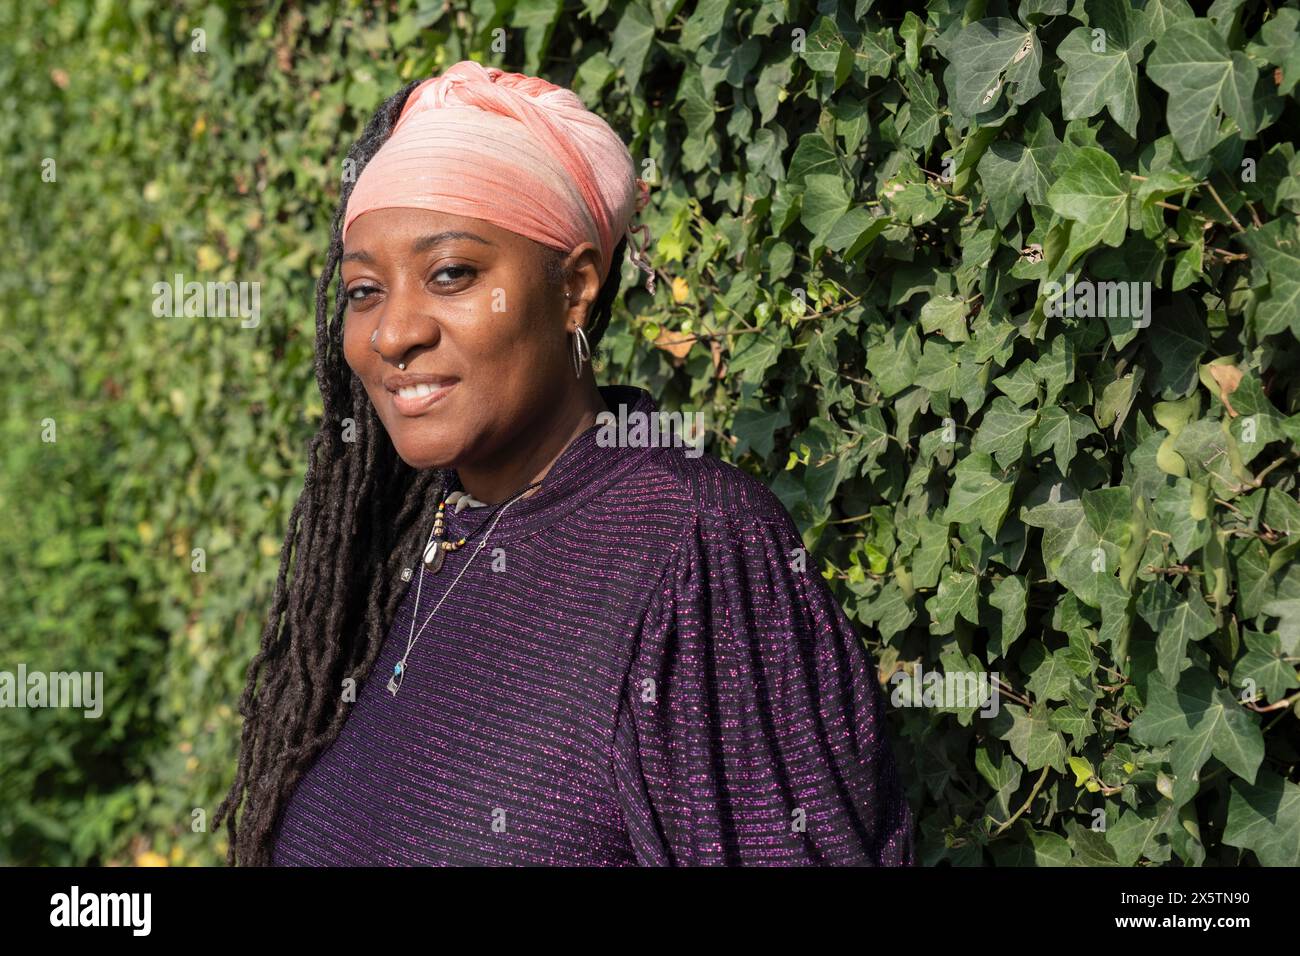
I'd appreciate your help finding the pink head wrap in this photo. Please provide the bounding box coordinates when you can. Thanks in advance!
[344,60,655,294]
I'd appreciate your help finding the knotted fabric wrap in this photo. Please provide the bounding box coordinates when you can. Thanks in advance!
[344,60,655,294]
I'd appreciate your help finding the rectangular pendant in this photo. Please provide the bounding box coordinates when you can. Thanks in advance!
[387,674,401,696]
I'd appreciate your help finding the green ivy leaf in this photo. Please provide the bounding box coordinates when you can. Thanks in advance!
[1057,0,1150,136]
[1022,497,1094,582]
[1223,773,1300,867]
[1261,596,1300,656]
[1130,668,1265,807]
[976,745,1024,820]
[946,452,1016,538]
[1106,804,1176,866]
[998,701,1068,772]
[1136,579,1217,684]
[1046,146,1131,249]
[930,570,980,634]
[1023,643,1074,702]
[976,112,1060,227]
[945,19,1044,121]
[972,396,1038,468]
[801,173,853,244]
[988,574,1029,659]
[608,2,656,90]
[1147,19,1260,160]
[1240,219,1300,338]
[911,518,950,590]
[1031,406,1098,471]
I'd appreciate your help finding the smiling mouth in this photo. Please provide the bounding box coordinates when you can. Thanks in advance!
[389,379,458,416]
[396,383,443,399]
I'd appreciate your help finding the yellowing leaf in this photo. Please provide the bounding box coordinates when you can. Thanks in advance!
[1207,364,1244,417]
[196,244,222,272]
[652,327,694,361]
[1156,436,1188,477]
[1068,755,1094,786]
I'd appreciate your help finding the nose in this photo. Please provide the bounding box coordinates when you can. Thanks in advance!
[372,280,440,366]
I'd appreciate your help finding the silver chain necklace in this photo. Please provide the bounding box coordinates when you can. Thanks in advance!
[387,494,517,697]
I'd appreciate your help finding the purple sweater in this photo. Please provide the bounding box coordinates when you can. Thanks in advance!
[271,384,914,865]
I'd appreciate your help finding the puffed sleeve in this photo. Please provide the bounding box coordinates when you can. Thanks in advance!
[612,502,915,865]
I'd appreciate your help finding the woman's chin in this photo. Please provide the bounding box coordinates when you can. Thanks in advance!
[390,441,459,472]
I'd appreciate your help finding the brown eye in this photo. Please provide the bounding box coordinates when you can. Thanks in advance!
[431,265,475,287]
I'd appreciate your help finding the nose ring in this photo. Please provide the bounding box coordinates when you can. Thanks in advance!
[370,325,404,368]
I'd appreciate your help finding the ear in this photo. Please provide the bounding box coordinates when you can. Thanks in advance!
[561,242,604,333]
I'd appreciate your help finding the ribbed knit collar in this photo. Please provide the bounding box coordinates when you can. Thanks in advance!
[441,383,657,543]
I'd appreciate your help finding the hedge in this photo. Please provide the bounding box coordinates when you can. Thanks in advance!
[2,0,1298,866]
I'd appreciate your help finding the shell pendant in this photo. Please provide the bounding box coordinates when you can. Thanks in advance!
[423,537,446,572]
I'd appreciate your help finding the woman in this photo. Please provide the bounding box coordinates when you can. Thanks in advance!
[214,59,914,866]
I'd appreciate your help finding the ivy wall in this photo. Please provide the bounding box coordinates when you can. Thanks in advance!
[2,0,1298,865]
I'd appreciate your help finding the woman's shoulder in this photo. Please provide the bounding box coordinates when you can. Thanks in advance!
[611,439,800,541]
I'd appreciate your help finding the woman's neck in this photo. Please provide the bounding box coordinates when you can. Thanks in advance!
[454,383,609,505]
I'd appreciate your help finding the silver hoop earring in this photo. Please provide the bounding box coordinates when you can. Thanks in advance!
[570,326,590,379]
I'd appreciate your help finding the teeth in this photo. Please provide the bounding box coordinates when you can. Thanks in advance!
[397,383,444,399]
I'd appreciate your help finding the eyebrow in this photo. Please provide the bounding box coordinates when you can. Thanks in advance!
[342,230,495,264]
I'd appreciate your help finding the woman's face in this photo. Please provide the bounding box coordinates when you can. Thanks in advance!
[341,207,594,470]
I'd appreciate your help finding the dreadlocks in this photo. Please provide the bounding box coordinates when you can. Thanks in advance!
[212,80,630,866]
